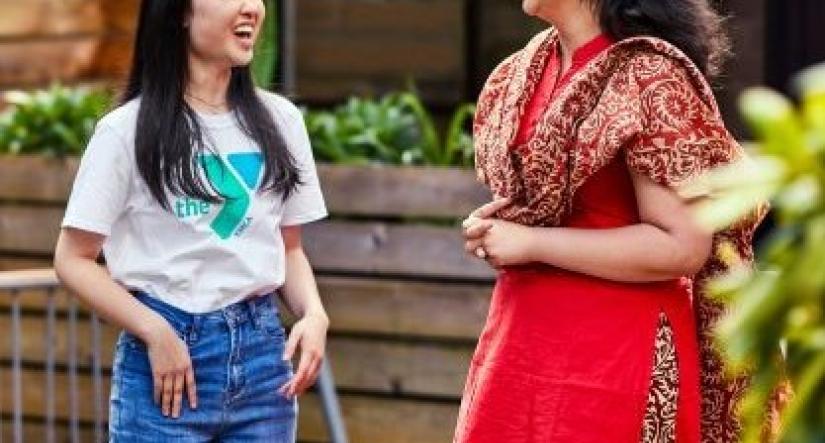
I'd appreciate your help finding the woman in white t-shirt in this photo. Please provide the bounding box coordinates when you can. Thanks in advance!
[54,1,329,441]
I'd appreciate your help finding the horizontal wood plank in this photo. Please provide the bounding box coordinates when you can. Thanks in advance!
[294,76,465,105]
[0,257,52,271]
[0,420,99,443]
[0,367,109,422]
[303,221,495,280]
[0,206,62,255]
[327,337,471,398]
[0,38,100,87]
[297,0,464,35]
[0,0,103,39]
[298,37,463,77]
[299,393,458,443]
[318,276,490,340]
[318,164,489,219]
[0,156,78,203]
[294,0,466,104]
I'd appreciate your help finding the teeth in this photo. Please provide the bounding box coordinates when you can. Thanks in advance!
[234,25,254,34]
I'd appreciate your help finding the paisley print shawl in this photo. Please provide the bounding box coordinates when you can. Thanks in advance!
[474,29,779,442]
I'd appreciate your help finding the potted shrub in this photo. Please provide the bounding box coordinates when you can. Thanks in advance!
[0,85,111,206]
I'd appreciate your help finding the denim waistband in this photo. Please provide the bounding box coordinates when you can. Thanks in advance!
[129,290,278,340]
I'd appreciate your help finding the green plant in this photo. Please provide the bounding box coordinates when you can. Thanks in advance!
[0,85,112,157]
[696,63,825,443]
[303,91,475,167]
[251,0,278,89]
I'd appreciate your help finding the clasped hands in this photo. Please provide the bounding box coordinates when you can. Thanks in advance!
[461,197,535,268]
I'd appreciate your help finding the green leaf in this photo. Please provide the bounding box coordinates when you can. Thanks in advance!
[302,89,475,167]
[0,85,112,157]
[740,88,809,167]
[251,0,278,89]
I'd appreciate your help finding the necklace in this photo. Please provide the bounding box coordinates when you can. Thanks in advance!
[185,92,228,111]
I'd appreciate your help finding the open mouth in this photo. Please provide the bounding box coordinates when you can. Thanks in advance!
[233,24,255,44]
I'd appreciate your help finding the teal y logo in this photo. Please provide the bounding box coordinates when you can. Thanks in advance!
[201,152,263,239]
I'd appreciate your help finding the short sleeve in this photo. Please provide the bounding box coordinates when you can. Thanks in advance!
[278,103,328,226]
[61,123,133,236]
[625,58,739,192]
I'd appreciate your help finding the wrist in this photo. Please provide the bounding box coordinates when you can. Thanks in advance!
[302,308,330,327]
[135,312,170,344]
[519,224,540,263]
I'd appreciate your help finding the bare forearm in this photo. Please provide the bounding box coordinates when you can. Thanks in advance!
[280,249,327,322]
[525,224,703,282]
[54,256,166,341]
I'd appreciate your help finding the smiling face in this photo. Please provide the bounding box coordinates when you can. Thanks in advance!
[187,0,265,68]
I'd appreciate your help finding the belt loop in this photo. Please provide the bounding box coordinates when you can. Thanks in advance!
[247,297,261,330]
[190,315,202,343]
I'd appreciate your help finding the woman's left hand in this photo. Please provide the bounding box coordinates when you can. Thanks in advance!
[278,312,329,399]
[465,218,535,268]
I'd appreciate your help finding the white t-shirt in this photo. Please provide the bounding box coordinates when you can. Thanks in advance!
[62,91,328,313]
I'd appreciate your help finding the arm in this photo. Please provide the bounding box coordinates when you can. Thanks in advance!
[54,228,197,417]
[464,172,712,282]
[277,225,329,398]
[54,228,167,339]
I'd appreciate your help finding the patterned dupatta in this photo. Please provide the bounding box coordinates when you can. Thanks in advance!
[474,29,778,442]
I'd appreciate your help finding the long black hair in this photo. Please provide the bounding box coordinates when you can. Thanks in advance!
[122,0,300,210]
[588,0,731,78]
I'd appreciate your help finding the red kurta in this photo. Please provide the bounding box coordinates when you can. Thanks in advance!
[454,35,702,443]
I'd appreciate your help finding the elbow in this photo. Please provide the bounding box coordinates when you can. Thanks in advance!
[671,232,713,277]
[53,245,71,286]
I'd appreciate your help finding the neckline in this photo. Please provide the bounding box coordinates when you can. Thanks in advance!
[193,108,236,129]
[553,33,614,92]
[570,33,614,67]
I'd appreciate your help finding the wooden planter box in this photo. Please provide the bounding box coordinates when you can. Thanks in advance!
[0,154,494,443]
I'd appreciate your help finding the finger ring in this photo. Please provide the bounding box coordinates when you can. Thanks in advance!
[474,247,487,259]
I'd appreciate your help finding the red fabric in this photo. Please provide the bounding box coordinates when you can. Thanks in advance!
[514,34,614,146]
[455,35,702,443]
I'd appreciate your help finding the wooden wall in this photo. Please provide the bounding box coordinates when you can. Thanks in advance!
[0,158,494,442]
[0,0,137,89]
[294,0,467,106]
[0,0,99,88]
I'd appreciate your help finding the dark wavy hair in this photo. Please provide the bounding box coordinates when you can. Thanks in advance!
[122,0,300,210]
[588,0,731,78]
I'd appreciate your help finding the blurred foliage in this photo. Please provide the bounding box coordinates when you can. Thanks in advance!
[303,91,475,167]
[696,63,825,443]
[0,85,112,157]
[251,0,278,89]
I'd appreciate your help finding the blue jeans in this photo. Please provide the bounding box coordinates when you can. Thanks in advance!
[109,291,297,442]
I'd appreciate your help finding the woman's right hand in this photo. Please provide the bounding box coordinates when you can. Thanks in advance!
[462,197,511,256]
[142,322,198,418]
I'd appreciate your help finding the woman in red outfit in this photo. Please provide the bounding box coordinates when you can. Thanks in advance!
[455,1,775,442]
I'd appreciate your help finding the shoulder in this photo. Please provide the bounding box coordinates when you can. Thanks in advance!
[256,89,304,129]
[95,98,141,137]
[611,38,716,107]
[255,89,313,159]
